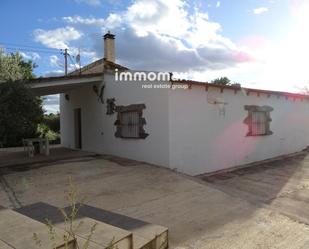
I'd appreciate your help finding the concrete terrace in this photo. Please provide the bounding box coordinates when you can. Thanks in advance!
[2,151,309,248]
[0,147,96,168]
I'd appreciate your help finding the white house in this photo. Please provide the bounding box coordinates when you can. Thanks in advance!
[28,33,309,176]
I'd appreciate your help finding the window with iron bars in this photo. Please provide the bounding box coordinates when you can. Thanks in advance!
[114,104,149,139]
[120,111,140,138]
[250,111,267,136]
[244,105,273,136]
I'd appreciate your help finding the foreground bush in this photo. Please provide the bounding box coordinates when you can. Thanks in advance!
[0,81,43,147]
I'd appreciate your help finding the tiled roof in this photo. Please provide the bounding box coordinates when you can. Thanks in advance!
[69,58,128,76]
[27,73,103,84]
[173,79,309,100]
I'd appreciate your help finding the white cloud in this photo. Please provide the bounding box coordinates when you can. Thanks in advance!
[32,0,309,92]
[44,105,60,114]
[74,0,123,7]
[107,0,254,71]
[49,55,62,68]
[105,13,123,28]
[34,26,83,49]
[253,7,269,15]
[42,93,60,114]
[125,0,190,37]
[62,14,122,29]
[63,16,105,26]
[68,62,80,71]
[43,95,59,105]
[43,70,64,77]
[20,52,41,61]
[80,50,98,60]
[216,1,221,8]
[74,0,101,6]
[35,0,254,79]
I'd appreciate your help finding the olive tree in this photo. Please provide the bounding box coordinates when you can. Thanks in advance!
[0,50,43,147]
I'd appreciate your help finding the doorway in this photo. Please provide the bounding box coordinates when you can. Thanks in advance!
[74,108,82,149]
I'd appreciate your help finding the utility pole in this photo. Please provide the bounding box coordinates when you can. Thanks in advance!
[76,48,81,75]
[64,48,68,76]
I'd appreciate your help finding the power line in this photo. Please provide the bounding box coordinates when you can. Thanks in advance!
[68,54,79,72]
[2,44,83,74]
[4,47,60,54]
[0,42,59,52]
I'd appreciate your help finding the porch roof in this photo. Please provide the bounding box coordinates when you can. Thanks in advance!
[26,73,103,96]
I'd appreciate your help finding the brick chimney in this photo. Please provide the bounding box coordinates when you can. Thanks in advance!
[104,31,115,63]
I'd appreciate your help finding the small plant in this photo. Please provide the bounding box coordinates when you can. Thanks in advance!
[33,177,105,249]
[211,77,231,86]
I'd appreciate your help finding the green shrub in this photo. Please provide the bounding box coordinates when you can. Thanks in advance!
[42,113,60,134]
[0,81,43,147]
[37,123,60,144]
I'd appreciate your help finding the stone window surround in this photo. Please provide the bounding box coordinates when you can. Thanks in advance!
[244,105,273,136]
[114,104,149,139]
[106,98,116,115]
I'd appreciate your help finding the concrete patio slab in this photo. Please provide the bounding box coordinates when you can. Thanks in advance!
[1,153,309,248]
[0,147,96,169]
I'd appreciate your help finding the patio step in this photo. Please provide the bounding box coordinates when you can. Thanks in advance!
[15,202,169,249]
[56,216,133,249]
[0,208,133,249]
[0,240,14,249]
[131,224,168,249]
[0,208,75,249]
[76,204,168,249]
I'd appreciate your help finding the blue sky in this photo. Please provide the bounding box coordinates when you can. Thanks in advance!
[1,0,308,112]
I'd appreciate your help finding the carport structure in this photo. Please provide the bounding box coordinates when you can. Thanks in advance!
[27,73,103,96]
[25,73,104,149]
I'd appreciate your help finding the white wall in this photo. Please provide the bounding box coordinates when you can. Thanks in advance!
[101,73,170,167]
[60,86,105,150]
[60,75,309,176]
[169,86,309,175]
[60,72,170,167]
[60,93,73,148]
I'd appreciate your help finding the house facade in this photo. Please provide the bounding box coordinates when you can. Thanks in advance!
[28,33,309,176]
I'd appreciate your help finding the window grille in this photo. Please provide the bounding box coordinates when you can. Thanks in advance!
[120,111,140,138]
[251,111,267,135]
[114,104,149,139]
[244,105,273,137]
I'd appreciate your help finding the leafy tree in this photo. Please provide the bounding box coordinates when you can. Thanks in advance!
[37,123,60,144]
[37,113,60,144]
[0,49,36,82]
[0,81,43,146]
[211,77,231,85]
[42,113,60,134]
[0,51,43,147]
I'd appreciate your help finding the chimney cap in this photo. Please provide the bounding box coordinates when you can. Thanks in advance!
[104,31,115,40]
